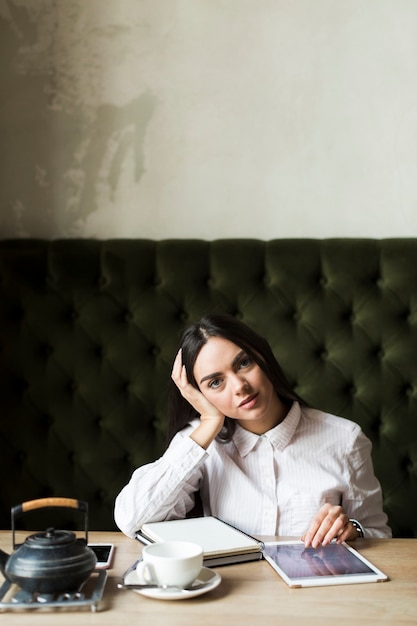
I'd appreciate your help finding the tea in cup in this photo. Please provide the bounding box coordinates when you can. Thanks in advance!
[136,541,203,588]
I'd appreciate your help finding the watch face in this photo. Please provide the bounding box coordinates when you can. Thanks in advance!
[350,520,364,537]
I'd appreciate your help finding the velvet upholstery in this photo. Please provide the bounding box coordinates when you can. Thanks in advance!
[0,239,416,536]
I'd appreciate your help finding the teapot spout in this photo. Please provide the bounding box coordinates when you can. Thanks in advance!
[0,549,10,577]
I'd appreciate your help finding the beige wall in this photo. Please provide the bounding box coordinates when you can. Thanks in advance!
[1,0,416,239]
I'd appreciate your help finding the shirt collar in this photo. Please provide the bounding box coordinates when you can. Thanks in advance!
[232,401,301,457]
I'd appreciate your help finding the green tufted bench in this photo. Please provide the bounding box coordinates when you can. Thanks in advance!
[0,239,416,537]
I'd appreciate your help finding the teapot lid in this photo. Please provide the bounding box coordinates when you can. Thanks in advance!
[26,527,75,548]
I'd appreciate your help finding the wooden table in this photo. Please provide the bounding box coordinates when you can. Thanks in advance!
[0,531,416,625]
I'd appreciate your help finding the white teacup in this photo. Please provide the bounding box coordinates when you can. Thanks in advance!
[137,541,203,588]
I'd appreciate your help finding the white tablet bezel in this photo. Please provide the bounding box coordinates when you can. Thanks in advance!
[262,540,388,588]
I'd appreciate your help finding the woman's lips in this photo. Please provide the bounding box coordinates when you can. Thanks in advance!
[238,393,259,409]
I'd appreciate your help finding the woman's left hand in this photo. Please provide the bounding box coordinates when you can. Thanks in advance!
[301,503,359,548]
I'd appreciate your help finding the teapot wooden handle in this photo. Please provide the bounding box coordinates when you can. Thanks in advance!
[16,497,87,514]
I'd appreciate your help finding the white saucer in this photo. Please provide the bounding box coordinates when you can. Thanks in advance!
[124,566,221,600]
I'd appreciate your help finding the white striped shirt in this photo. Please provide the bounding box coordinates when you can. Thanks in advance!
[114,402,391,539]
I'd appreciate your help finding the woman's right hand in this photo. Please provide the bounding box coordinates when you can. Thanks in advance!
[171,349,225,448]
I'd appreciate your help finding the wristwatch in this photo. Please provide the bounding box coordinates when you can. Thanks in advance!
[349,518,364,538]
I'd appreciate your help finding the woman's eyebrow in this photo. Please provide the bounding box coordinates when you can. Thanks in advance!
[199,350,246,385]
[199,371,221,385]
[231,350,245,367]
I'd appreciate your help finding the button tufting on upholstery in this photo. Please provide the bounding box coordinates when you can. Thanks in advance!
[9,303,25,323]
[66,307,79,321]
[369,418,382,436]
[124,310,133,323]
[315,347,327,360]
[347,385,356,396]
[2,238,417,536]
[12,377,28,394]
[400,456,414,476]
[45,274,55,288]
[39,343,53,358]
[41,413,53,428]
[67,380,78,394]
[340,308,354,323]
[97,489,107,502]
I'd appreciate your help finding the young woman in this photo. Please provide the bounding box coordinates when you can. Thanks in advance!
[114,314,391,547]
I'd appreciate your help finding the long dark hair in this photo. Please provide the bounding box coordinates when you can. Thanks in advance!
[166,314,306,444]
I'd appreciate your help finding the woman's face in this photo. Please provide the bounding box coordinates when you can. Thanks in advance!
[193,336,286,434]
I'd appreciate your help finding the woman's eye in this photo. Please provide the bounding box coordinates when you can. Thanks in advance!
[208,378,221,389]
[239,357,251,369]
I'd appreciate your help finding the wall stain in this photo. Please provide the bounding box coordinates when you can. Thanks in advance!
[0,1,157,238]
[76,92,156,220]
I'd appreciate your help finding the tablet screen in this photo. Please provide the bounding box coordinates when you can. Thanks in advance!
[262,541,388,587]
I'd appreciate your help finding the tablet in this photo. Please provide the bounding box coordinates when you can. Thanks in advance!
[262,540,388,588]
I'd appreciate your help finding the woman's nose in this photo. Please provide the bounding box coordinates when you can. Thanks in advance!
[232,374,250,394]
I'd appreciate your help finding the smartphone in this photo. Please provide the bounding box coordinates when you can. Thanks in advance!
[89,543,115,569]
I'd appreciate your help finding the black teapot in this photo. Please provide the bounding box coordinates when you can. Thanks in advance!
[0,527,97,594]
[0,498,97,594]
